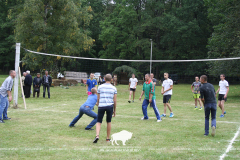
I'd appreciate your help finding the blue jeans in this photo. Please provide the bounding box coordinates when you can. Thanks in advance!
[69,105,98,129]
[43,84,50,98]
[0,94,9,120]
[142,99,161,120]
[204,103,217,135]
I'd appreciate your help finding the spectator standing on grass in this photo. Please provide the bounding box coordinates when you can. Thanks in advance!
[215,74,229,118]
[128,73,138,103]
[93,74,117,143]
[150,73,157,85]
[24,70,32,98]
[21,72,26,97]
[200,75,216,137]
[0,70,16,123]
[86,73,97,96]
[42,71,52,99]
[69,88,98,130]
[191,76,203,110]
[33,73,42,98]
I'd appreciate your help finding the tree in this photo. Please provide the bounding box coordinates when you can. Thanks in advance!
[0,0,24,72]
[204,0,240,76]
[15,0,94,75]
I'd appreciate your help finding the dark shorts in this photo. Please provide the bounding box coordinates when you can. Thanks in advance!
[130,88,136,92]
[97,106,113,123]
[218,94,227,102]
[163,95,171,103]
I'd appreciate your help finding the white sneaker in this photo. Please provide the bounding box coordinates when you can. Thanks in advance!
[157,119,162,122]
[141,117,148,120]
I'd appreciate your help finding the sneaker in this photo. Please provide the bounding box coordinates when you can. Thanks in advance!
[132,100,134,103]
[211,126,216,137]
[128,100,131,103]
[204,134,208,136]
[85,128,94,130]
[169,113,174,118]
[93,137,99,143]
[157,119,162,122]
[69,125,75,128]
[224,111,226,114]
[106,139,111,142]
[194,107,198,110]
[141,117,148,120]
[3,118,11,120]
[0,120,5,123]
[160,114,166,117]
[220,114,224,118]
[199,108,203,110]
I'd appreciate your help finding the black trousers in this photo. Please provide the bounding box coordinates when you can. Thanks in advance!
[33,87,40,98]
[43,84,50,98]
[25,85,31,98]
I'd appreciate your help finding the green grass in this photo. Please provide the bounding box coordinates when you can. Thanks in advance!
[0,75,240,160]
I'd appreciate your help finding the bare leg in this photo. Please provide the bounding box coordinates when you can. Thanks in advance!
[221,100,225,114]
[107,122,111,139]
[166,103,173,112]
[164,103,167,114]
[129,91,132,101]
[218,100,222,110]
[197,98,202,107]
[195,98,197,107]
[133,91,135,101]
[96,122,101,138]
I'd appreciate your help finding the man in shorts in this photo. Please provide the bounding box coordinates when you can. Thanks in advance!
[93,74,117,143]
[161,73,174,118]
[191,76,203,110]
[139,74,161,122]
[128,74,138,103]
[215,74,229,118]
[86,73,97,96]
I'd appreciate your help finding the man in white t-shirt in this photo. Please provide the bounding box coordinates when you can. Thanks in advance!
[128,74,138,103]
[161,73,174,118]
[215,74,229,118]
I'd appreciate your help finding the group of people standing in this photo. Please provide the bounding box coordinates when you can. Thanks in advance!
[21,71,52,98]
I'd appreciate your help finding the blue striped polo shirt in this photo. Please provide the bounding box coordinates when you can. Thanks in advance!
[97,83,117,107]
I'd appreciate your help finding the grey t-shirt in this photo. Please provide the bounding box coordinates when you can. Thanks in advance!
[200,83,216,104]
[0,76,14,97]
[192,81,201,94]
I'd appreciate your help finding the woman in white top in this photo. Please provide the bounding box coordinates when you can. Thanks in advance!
[128,74,138,103]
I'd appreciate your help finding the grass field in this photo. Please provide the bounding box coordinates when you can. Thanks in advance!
[0,75,240,160]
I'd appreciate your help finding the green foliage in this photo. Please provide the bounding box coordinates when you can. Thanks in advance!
[15,0,94,72]
[113,65,137,77]
[99,0,212,78]
[0,0,24,72]
[204,0,240,76]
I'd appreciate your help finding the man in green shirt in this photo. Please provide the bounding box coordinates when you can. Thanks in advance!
[139,74,161,122]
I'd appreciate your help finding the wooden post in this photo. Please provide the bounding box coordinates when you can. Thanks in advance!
[18,67,27,109]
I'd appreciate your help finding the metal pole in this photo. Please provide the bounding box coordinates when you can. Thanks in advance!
[150,39,152,74]
[13,43,21,108]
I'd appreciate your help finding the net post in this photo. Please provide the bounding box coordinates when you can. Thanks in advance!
[13,43,21,108]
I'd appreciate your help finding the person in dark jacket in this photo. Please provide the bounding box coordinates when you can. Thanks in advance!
[33,73,42,98]
[42,71,52,99]
[24,70,32,98]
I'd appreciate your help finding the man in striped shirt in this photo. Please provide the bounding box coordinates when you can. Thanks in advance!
[0,70,16,123]
[93,74,117,143]
[139,74,161,122]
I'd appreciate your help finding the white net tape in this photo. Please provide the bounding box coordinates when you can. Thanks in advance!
[24,48,240,62]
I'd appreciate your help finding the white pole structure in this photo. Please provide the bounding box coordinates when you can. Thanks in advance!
[150,39,153,74]
[13,43,21,108]
[18,67,26,109]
